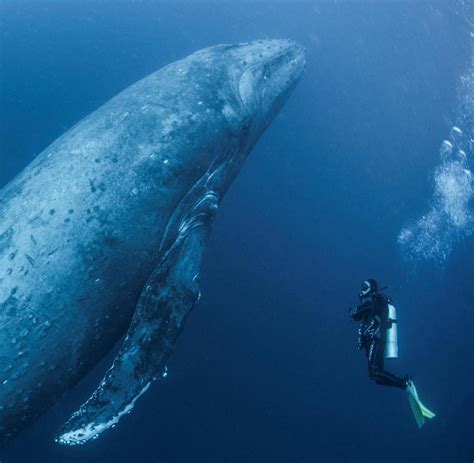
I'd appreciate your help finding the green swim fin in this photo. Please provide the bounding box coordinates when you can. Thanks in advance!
[406,380,436,428]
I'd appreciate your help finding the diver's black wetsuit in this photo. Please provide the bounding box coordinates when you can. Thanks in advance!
[351,293,407,389]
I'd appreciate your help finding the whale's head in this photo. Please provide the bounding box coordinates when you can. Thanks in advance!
[231,39,306,141]
[166,39,305,196]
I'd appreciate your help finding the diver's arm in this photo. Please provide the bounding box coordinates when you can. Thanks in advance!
[350,303,372,321]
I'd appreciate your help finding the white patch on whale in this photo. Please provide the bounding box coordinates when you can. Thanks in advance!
[56,382,152,446]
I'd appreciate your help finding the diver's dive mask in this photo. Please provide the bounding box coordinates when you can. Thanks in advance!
[359,279,377,302]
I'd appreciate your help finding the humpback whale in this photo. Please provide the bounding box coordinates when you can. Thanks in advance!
[0,39,305,445]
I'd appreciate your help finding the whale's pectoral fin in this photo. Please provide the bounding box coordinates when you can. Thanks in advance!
[55,197,216,446]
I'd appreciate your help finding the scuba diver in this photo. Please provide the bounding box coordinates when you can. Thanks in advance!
[350,278,435,428]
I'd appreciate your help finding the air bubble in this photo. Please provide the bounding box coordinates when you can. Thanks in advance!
[439,140,453,160]
[449,126,462,142]
[457,150,467,162]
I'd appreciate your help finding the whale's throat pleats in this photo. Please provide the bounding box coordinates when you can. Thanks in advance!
[54,145,242,446]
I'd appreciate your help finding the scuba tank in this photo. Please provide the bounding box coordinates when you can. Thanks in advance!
[385,303,398,359]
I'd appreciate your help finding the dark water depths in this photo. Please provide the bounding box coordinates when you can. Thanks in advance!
[1,1,473,462]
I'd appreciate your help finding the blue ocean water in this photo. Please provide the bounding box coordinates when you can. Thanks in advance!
[0,1,473,462]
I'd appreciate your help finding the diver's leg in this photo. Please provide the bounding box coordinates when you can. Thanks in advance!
[367,339,407,389]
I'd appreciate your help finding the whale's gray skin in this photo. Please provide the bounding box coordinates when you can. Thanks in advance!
[0,39,305,445]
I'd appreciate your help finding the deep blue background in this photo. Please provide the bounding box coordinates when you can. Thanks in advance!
[1,1,473,462]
